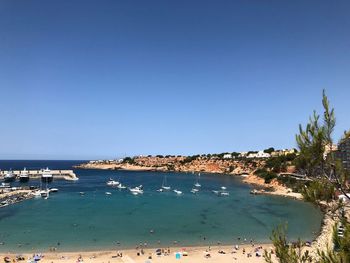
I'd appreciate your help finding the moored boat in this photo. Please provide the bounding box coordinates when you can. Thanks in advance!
[173,189,182,195]
[129,185,144,195]
[49,188,59,193]
[107,179,119,186]
[161,174,171,190]
[194,173,201,187]
[4,170,15,183]
[190,188,199,194]
[19,168,30,183]
[40,189,50,198]
[41,168,53,183]
[117,183,126,189]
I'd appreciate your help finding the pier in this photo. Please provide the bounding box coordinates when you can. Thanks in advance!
[0,169,78,181]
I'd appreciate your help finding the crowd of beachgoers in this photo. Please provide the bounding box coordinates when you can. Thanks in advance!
[1,243,272,263]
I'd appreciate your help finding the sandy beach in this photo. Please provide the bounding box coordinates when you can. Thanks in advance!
[0,244,271,263]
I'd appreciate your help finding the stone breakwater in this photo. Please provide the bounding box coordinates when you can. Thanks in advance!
[0,190,34,208]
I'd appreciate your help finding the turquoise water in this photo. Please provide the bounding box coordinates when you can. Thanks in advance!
[0,161,323,252]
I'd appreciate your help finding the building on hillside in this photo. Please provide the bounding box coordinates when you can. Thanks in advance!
[247,153,257,158]
[323,144,338,160]
[223,154,232,159]
[256,151,271,158]
[238,152,248,158]
[247,151,270,159]
[271,148,297,157]
[336,137,350,170]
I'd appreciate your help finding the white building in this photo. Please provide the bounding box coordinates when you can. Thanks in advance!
[223,154,232,159]
[239,152,248,158]
[256,151,271,158]
[247,153,258,158]
[247,151,270,159]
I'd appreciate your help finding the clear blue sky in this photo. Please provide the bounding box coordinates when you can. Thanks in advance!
[0,1,349,160]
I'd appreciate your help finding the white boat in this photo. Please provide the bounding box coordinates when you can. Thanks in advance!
[79,192,85,196]
[106,179,119,186]
[49,188,59,193]
[221,186,227,190]
[220,192,230,196]
[190,188,199,194]
[173,189,182,195]
[4,170,15,183]
[161,174,171,190]
[0,183,10,188]
[129,185,144,194]
[32,190,42,198]
[194,173,201,187]
[41,168,53,183]
[157,188,164,192]
[117,183,126,189]
[212,190,219,195]
[105,192,112,195]
[19,168,30,183]
[40,189,50,198]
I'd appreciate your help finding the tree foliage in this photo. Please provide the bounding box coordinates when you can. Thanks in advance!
[294,89,337,179]
[263,224,312,263]
[301,179,335,203]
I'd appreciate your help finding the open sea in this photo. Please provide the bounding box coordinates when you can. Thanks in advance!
[0,160,323,252]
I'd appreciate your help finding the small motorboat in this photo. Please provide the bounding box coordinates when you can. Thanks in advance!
[49,188,59,193]
[212,190,219,195]
[105,192,112,195]
[157,188,164,192]
[117,184,126,189]
[220,192,229,196]
[173,189,182,195]
[40,189,50,198]
[106,179,119,186]
[32,190,41,198]
[129,186,144,195]
[79,192,85,196]
[191,188,199,194]
[221,186,227,190]
[0,183,10,188]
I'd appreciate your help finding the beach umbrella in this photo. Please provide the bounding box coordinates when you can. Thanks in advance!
[175,252,181,259]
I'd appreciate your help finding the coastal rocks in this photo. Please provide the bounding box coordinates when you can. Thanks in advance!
[75,156,266,176]
[310,211,336,259]
[0,190,33,208]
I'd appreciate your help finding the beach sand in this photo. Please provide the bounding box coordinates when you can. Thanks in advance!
[0,244,271,263]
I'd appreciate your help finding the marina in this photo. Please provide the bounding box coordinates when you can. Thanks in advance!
[0,169,78,181]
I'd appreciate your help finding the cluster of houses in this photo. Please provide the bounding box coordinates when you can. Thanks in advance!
[223,148,297,159]
[87,148,299,165]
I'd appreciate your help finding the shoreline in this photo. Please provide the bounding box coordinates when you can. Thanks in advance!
[0,244,273,263]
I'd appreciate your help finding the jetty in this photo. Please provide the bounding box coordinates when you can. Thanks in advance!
[0,169,78,181]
